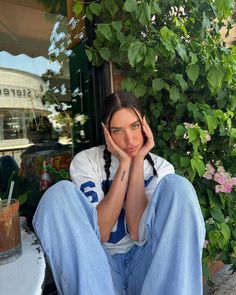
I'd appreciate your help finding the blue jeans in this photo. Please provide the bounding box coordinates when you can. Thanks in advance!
[33,174,205,295]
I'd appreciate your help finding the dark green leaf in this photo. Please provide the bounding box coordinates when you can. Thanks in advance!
[123,0,137,12]
[206,115,218,134]
[207,65,225,92]
[97,24,112,40]
[175,125,186,137]
[169,86,180,103]
[210,208,225,223]
[137,3,151,25]
[186,64,200,85]
[152,78,165,93]
[99,47,111,61]
[112,21,122,32]
[134,84,146,98]
[128,41,146,67]
[180,157,191,168]
[89,3,101,16]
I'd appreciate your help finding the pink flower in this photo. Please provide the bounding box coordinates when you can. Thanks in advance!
[205,133,211,142]
[206,163,215,175]
[203,163,215,180]
[215,183,233,193]
[213,172,227,185]
[184,122,194,128]
[203,171,213,180]
[230,177,236,186]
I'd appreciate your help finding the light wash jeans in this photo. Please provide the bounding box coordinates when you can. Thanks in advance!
[33,174,205,295]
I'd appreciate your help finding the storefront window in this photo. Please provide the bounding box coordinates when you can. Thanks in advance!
[2,110,25,140]
[0,0,72,164]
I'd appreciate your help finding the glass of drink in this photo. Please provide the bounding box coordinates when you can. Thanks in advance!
[0,199,22,264]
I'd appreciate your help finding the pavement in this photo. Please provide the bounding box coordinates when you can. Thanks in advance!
[204,265,236,294]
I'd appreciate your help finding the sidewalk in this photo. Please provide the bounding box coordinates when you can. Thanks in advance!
[204,265,236,294]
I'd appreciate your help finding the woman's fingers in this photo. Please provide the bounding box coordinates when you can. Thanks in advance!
[101,123,130,160]
[142,117,154,144]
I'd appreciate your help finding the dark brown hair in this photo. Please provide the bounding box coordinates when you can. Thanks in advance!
[101,90,157,193]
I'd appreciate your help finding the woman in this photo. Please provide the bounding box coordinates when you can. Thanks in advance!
[33,91,205,295]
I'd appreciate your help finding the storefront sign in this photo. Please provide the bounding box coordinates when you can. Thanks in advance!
[0,85,44,99]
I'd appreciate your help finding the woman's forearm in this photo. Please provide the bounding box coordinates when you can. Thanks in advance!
[125,158,148,241]
[97,159,131,242]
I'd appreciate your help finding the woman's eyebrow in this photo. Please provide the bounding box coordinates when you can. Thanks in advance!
[110,120,140,130]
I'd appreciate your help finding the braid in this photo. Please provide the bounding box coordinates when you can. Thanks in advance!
[103,147,112,194]
[145,153,157,177]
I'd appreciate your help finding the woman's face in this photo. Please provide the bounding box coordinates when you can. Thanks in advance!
[108,108,144,158]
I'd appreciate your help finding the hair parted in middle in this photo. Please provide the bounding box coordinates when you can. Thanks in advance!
[101,90,157,194]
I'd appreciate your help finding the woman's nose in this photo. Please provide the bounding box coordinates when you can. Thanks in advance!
[124,130,133,145]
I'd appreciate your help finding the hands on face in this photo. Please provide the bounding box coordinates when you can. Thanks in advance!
[102,122,131,162]
[136,116,155,160]
[101,116,154,162]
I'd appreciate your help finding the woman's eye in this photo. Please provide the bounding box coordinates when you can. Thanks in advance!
[131,123,140,130]
[111,129,123,135]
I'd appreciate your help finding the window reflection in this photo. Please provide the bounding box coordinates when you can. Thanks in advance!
[0,0,72,165]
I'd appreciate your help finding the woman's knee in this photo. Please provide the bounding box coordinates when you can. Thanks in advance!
[153,174,199,207]
[35,180,86,218]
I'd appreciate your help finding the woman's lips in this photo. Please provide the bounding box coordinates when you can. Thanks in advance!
[126,145,138,153]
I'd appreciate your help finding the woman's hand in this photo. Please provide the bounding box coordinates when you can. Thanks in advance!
[102,123,131,163]
[135,116,155,160]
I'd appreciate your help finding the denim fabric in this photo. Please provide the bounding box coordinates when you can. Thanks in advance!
[33,174,205,295]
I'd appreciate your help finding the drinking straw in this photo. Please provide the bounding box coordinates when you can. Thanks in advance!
[7,181,15,207]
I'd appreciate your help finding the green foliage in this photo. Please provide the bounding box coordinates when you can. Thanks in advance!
[74,0,236,281]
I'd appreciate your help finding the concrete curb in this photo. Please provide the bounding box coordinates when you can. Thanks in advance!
[204,265,236,294]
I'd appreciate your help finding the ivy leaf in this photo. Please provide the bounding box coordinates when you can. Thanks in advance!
[73,2,83,16]
[187,128,198,143]
[152,78,165,93]
[186,64,199,85]
[175,124,186,137]
[121,77,137,92]
[189,52,198,65]
[97,24,112,40]
[230,128,236,139]
[99,47,111,61]
[128,41,146,67]
[180,157,191,168]
[150,2,161,13]
[210,208,225,223]
[18,193,28,205]
[123,0,137,12]
[104,0,118,16]
[202,11,210,30]
[85,49,93,62]
[207,65,225,92]
[169,86,180,103]
[206,115,218,134]
[89,3,101,16]
[231,148,236,157]
[218,223,231,240]
[176,43,188,62]
[191,158,205,177]
[160,26,177,53]
[134,84,146,98]
[137,3,151,25]
[173,74,188,91]
[143,47,156,70]
[112,21,122,32]
[116,31,126,43]
[215,0,234,18]
[209,230,220,246]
